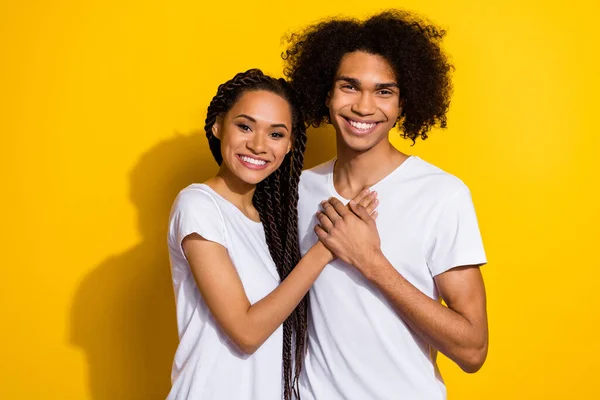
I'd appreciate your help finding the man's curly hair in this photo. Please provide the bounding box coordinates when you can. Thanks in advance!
[282,9,453,143]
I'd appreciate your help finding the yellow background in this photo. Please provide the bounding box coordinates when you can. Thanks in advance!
[1,0,598,398]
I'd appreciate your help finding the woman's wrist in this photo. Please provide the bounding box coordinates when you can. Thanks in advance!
[311,240,335,265]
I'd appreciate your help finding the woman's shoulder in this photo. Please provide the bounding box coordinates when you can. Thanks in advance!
[172,184,223,216]
[169,183,228,249]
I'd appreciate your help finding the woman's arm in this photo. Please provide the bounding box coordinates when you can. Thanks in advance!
[183,237,330,354]
[183,189,378,354]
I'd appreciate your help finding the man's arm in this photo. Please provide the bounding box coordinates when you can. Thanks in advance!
[362,256,487,372]
[315,198,488,372]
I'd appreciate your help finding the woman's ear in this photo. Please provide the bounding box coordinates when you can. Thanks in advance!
[212,115,223,139]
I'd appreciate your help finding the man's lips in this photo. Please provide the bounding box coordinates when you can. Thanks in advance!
[342,117,382,135]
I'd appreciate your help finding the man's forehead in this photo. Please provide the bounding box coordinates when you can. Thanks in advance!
[335,51,397,83]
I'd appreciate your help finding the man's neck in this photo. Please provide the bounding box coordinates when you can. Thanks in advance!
[334,139,409,199]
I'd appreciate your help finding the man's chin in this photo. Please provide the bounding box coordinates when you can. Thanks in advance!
[337,132,386,153]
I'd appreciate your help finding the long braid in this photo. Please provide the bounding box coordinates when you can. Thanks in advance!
[288,127,308,399]
[204,70,309,400]
[284,123,308,399]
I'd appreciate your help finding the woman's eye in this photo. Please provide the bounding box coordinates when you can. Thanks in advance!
[270,132,284,139]
[237,124,251,132]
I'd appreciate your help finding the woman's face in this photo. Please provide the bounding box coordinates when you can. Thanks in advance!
[213,90,293,186]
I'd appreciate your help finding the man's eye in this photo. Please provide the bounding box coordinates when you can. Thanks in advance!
[341,84,356,91]
[378,90,393,96]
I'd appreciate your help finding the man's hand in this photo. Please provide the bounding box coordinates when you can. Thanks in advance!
[315,196,382,271]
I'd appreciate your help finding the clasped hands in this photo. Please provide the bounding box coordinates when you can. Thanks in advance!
[315,189,383,272]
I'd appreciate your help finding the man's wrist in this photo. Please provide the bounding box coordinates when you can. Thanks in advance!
[356,249,387,281]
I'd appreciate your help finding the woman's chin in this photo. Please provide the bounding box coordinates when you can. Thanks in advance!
[234,169,274,186]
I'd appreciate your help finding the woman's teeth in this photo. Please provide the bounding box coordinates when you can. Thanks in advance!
[240,155,266,166]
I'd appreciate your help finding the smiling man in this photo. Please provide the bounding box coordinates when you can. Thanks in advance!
[283,10,488,400]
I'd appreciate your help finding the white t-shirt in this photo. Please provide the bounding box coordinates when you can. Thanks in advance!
[167,184,283,400]
[297,156,487,400]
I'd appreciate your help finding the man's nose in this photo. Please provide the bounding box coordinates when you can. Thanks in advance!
[351,92,376,115]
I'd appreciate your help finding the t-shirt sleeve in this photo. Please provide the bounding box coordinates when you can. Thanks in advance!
[169,188,227,254]
[427,186,487,276]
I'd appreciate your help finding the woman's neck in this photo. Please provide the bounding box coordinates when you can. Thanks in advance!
[204,167,258,220]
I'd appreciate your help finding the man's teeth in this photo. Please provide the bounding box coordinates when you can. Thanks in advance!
[349,120,377,130]
[241,156,267,166]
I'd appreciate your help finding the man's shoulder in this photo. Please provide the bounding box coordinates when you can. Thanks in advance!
[406,156,470,197]
[301,159,335,176]
[300,159,335,186]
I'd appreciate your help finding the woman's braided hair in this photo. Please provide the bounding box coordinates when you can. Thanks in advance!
[204,69,308,400]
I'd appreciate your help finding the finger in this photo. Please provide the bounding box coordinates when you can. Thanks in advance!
[348,200,374,223]
[314,224,328,241]
[321,201,342,223]
[316,211,334,233]
[349,189,370,206]
[365,198,379,216]
[328,197,351,219]
[359,191,377,210]
[372,211,379,221]
[357,191,373,207]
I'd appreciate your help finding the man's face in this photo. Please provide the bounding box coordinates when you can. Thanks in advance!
[327,51,401,153]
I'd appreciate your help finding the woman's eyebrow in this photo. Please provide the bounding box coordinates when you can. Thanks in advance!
[234,114,289,132]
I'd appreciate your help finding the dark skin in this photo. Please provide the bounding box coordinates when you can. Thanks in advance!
[315,51,488,373]
[183,91,380,355]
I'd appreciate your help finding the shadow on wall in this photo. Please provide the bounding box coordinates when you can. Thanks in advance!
[69,123,335,400]
[70,132,217,399]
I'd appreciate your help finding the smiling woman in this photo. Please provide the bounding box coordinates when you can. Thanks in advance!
[212,91,292,181]
[165,68,378,400]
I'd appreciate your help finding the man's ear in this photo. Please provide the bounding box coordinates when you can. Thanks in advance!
[325,91,332,108]
[212,115,223,139]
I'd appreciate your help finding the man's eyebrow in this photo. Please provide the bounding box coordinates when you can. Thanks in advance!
[234,114,289,132]
[335,76,399,90]
[375,82,399,90]
[335,76,361,86]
